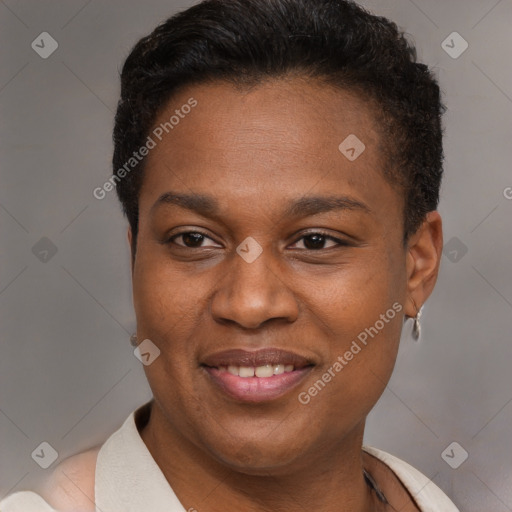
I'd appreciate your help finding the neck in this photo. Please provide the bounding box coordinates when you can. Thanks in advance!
[140,402,378,512]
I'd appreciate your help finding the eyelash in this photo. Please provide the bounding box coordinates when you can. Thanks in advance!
[165,230,350,251]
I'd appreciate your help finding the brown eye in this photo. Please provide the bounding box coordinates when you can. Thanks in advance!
[303,234,327,250]
[290,232,346,251]
[168,231,220,248]
[181,233,205,247]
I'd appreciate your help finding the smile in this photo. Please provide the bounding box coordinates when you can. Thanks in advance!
[219,364,295,377]
[201,348,314,402]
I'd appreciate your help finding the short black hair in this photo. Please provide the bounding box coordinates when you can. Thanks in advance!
[113,0,444,250]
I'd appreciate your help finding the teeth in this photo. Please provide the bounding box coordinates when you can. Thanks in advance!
[255,365,274,378]
[220,364,294,377]
[273,364,285,375]
[239,366,255,377]
[228,365,239,376]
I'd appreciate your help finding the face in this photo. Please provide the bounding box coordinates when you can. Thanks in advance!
[131,78,414,474]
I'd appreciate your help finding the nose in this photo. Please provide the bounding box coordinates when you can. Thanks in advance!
[211,250,299,330]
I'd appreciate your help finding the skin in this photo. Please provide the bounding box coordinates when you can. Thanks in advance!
[121,78,442,512]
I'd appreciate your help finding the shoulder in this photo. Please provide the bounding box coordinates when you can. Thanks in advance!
[0,449,99,512]
[37,446,100,512]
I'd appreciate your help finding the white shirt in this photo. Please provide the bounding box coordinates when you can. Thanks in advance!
[0,401,459,512]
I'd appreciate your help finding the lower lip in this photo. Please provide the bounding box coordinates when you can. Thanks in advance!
[203,367,312,403]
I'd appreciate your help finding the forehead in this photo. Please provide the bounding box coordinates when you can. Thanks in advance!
[139,78,400,224]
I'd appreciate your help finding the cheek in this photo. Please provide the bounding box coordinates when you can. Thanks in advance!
[304,249,404,334]
[132,250,206,401]
[301,250,405,394]
[132,248,205,344]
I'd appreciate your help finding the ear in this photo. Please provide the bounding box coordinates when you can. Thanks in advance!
[404,211,443,318]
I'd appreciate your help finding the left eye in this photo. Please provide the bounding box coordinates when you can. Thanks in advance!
[290,233,345,250]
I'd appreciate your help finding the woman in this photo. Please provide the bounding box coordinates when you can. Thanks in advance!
[0,0,459,510]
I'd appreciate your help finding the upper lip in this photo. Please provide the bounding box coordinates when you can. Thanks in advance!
[201,348,314,369]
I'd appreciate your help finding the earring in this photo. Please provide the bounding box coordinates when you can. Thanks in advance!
[130,333,138,347]
[411,299,422,342]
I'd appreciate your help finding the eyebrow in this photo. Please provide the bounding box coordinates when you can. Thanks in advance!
[151,192,219,218]
[151,191,371,218]
[283,195,371,217]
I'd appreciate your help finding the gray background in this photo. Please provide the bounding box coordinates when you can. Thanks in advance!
[1,0,511,510]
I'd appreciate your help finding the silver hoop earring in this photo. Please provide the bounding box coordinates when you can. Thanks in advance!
[130,333,138,347]
[411,301,423,342]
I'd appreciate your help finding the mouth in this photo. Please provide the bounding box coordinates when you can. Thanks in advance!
[201,348,315,403]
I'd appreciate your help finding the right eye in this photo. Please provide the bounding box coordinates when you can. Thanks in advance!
[166,231,221,249]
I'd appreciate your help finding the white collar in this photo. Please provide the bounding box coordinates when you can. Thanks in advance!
[361,446,459,511]
[94,401,186,512]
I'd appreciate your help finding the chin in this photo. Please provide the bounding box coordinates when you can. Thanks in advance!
[203,434,311,476]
